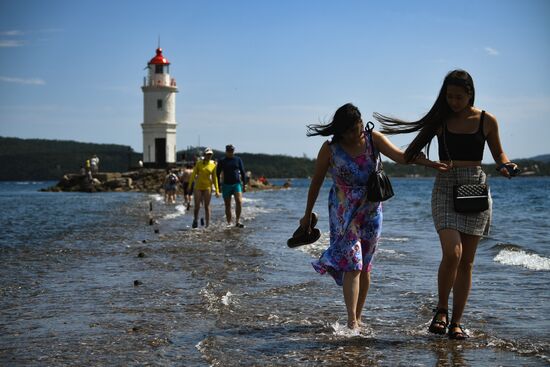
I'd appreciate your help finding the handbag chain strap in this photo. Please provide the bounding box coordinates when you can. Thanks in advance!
[441,122,453,169]
[366,121,383,172]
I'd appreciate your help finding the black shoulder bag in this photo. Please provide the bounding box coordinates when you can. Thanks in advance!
[365,121,394,202]
[442,118,489,213]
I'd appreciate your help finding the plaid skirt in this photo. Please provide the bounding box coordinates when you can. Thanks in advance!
[431,166,491,236]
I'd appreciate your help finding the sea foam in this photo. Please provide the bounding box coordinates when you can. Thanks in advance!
[162,204,187,220]
[494,249,550,271]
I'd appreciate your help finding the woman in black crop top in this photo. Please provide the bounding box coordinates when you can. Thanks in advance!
[374,69,519,340]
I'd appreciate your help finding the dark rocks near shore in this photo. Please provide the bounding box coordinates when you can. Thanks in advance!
[40,169,286,193]
[42,169,172,193]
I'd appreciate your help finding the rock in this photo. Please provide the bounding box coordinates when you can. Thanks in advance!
[104,178,132,189]
[133,280,143,286]
[94,172,121,182]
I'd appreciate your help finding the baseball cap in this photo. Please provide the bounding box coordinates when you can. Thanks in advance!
[204,147,213,155]
[225,144,235,151]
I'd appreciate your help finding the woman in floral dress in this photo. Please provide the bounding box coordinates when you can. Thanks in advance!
[300,103,448,329]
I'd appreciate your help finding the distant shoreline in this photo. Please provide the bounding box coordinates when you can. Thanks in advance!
[2,136,549,180]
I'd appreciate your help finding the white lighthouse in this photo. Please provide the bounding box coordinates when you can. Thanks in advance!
[141,47,178,167]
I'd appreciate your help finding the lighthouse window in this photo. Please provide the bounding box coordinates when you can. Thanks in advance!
[155,65,164,74]
[157,99,163,109]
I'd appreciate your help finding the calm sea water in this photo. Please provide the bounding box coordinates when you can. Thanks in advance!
[0,177,549,366]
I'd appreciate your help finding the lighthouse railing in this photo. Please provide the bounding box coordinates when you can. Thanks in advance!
[144,78,177,87]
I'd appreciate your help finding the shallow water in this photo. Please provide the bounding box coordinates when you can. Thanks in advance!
[0,178,549,366]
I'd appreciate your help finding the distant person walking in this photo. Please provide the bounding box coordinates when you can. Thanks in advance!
[188,148,220,228]
[90,154,99,174]
[164,169,179,204]
[216,144,246,228]
[374,69,519,339]
[85,159,93,181]
[299,103,447,330]
[179,164,194,210]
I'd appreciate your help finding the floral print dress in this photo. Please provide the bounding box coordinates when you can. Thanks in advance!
[312,136,383,286]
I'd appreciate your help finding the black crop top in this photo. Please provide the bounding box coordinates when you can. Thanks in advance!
[438,110,486,161]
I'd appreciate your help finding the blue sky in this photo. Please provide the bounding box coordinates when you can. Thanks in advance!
[0,0,549,161]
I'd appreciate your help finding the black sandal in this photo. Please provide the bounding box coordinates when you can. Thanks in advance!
[448,322,469,340]
[428,308,448,335]
[287,212,320,248]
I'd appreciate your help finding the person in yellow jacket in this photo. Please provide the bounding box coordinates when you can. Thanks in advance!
[188,148,220,228]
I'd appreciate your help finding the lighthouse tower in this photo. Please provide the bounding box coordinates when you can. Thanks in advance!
[141,47,178,167]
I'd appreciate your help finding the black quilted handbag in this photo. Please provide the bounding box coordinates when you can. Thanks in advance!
[365,122,394,202]
[453,184,489,213]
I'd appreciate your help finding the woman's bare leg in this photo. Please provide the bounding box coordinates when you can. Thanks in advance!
[449,233,479,332]
[343,270,361,329]
[434,229,463,330]
[355,271,370,325]
[193,190,203,222]
[203,190,212,227]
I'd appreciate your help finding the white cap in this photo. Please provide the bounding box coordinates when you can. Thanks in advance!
[204,147,213,155]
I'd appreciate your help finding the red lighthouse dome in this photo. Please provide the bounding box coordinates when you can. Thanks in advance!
[149,48,170,65]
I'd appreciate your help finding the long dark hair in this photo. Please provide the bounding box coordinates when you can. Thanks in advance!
[374,69,475,162]
[307,103,361,142]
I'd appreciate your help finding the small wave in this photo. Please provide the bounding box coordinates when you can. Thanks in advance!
[381,237,409,243]
[490,242,523,251]
[199,285,236,311]
[220,291,233,306]
[377,248,405,258]
[241,206,276,219]
[330,321,375,338]
[241,197,262,204]
[148,194,163,202]
[487,336,549,362]
[162,204,187,220]
[331,321,361,337]
[494,249,550,271]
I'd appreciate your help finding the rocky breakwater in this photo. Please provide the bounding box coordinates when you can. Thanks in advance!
[41,169,168,193]
[41,169,286,193]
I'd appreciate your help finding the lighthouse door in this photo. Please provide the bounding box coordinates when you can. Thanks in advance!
[155,138,166,165]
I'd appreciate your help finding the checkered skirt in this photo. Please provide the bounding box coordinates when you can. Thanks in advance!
[431,166,491,236]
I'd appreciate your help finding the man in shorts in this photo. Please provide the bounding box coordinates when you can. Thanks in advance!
[216,144,246,228]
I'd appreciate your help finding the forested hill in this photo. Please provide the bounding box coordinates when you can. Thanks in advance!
[0,137,141,180]
[1,136,549,180]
